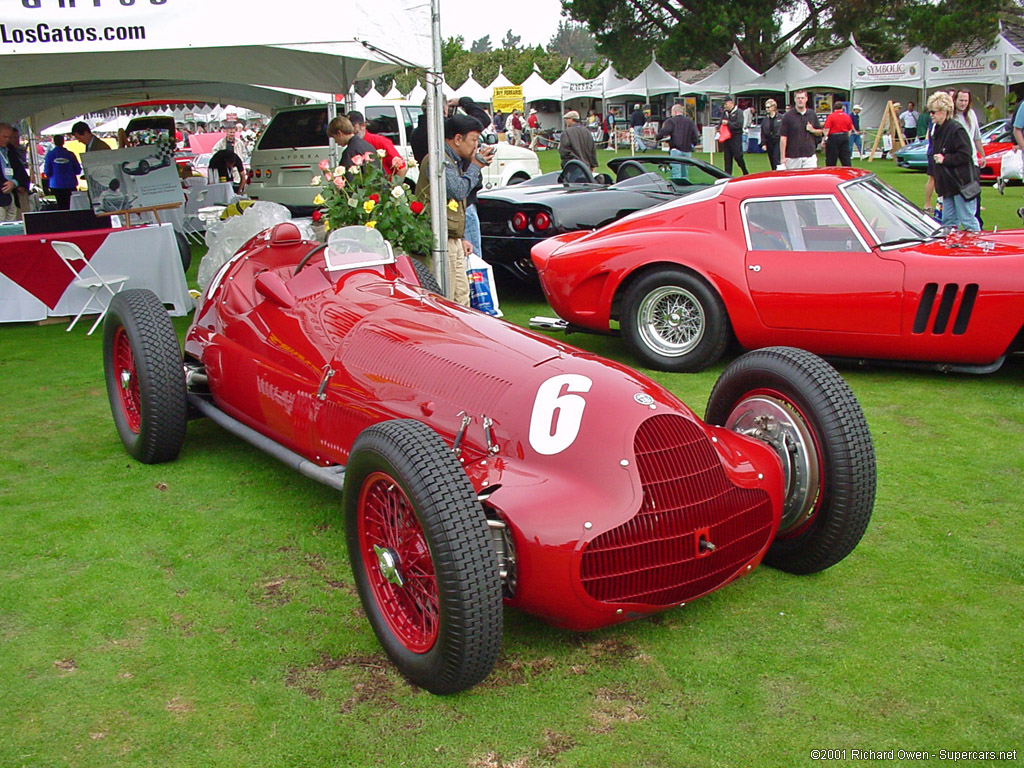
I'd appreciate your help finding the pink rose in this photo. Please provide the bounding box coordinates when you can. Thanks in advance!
[351,153,364,166]
[391,156,407,171]
[318,158,331,171]
[333,176,346,189]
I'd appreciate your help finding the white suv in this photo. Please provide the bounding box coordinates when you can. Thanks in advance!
[247,101,541,213]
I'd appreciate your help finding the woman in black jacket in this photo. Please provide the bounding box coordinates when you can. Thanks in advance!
[760,99,783,170]
[928,90,980,231]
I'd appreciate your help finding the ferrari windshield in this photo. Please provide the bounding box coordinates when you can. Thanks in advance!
[842,176,940,246]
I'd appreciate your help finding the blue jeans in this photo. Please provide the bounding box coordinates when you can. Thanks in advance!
[669,148,691,180]
[632,126,646,152]
[940,194,980,231]
[464,204,482,258]
[850,133,863,154]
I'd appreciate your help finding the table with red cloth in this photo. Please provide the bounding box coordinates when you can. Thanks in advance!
[0,223,192,324]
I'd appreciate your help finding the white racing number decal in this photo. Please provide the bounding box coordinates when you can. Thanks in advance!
[529,374,593,455]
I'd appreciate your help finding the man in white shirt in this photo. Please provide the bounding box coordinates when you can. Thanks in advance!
[900,102,920,140]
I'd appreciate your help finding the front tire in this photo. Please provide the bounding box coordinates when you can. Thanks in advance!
[102,289,188,464]
[410,257,442,294]
[621,269,729,372]
[705,347,875,574]
[174,230,192,272]
[344,420,502,694]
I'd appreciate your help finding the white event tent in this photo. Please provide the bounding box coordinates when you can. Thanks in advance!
[522,64,559,103]
[734,51,815,101]
[453,70,491,105]
[606,59,685,99]
[687,51,762,95]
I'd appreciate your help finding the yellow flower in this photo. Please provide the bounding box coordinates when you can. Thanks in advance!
[363,199,376,214]
[324,220,331,231]
[366,220,377,228]
[447,199,459,211]
[313,193,325,205]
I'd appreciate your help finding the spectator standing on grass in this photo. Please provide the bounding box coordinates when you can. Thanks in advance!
[43,135,81,210]
[824,103,854,167]
[900,102,920,141]
[719,96,748,176]
[779,89,823,170]
[849,104,863,158]
[414,114,489,307]
[604,107,618,150]
[629,104,646,152]
[656,104,699,180]
[558,110,598,172]
[929,90,979,232]
[760,99,783,170]
[528,108,540,150]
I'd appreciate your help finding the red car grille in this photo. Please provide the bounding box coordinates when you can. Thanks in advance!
[580,415,774,606]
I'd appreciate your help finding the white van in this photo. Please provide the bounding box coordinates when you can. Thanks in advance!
[246,101,541,213]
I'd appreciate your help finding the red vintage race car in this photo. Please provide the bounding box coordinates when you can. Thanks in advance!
[532,168,1024,373]
[102,223,875,694]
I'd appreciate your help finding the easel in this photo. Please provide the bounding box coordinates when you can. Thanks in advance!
[866,101,907,161]
[96,202,183,228]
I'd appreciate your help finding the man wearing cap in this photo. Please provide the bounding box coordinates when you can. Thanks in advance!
[528,108,540,150]
[850,104,864,158]
[558,110,598,172]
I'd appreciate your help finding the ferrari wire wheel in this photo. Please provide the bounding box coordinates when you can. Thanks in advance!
[637,285,705,357]
[621,269,730,372]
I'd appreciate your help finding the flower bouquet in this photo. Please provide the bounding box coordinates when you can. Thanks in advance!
[312,150,433,257]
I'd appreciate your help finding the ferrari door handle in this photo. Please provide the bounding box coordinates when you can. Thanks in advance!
[748,264,761,272]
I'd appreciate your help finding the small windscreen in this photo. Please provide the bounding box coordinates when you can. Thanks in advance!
[258,108,330,150]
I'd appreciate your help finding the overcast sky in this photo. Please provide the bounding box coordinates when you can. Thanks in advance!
[439,0,569,49]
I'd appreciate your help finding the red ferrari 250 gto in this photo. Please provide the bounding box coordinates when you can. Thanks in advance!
[532,168,1024,373]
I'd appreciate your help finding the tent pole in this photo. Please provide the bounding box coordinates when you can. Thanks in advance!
[426,0,450,297]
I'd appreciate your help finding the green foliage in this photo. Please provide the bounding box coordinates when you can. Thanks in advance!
[314,153,432,257]
[563,0,1008,75]
[470,34,493,53]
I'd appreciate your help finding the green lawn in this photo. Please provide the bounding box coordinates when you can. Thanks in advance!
[1,155,1022,768]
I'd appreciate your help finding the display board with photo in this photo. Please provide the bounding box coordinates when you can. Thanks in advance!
[80,144,185,217]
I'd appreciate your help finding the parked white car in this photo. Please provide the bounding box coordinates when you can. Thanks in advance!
[246,101,541,213]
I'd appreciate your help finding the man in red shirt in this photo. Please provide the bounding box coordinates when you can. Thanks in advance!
[823,102,855,167]
[345,111,408,179]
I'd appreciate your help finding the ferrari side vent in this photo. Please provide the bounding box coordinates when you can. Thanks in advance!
[912,283,979,336]
[580,414,774,607]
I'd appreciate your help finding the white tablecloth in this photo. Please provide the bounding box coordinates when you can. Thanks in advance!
[0,223,193,324]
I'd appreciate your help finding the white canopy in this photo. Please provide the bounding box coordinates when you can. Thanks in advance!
[687,52,761,94]
[522,64,558,102]
[606,59,684,98]
[735,51,815,94]
[561,64,630,100]
[406,81,427,105]
[453,70,491,104]
[790,45,874,92]
[382,84,404,100]
[0,0,431,125]
[488,66,515,90]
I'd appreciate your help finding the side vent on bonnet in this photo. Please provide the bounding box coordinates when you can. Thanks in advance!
[912,282,978,336]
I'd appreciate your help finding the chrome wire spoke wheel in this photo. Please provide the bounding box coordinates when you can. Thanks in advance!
[637,285,706,357]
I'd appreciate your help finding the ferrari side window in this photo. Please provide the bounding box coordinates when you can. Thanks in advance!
[745,201,792,251]
[529,374,593,455]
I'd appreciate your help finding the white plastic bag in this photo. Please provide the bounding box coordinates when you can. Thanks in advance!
[1000,149,1023,181]
[466,251,502,317]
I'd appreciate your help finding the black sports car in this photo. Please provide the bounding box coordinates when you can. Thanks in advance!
[477,155,729,283]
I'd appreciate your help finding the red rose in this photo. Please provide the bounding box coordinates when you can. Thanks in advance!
[410,201,425,215]
[312,210,323,222]
[369,193,380,203]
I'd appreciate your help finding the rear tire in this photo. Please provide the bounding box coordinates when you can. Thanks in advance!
[102,289,188,464]
[705,347,875,574]
[344,420,502,694]
[174,230,192,272]
[621,268,729,372]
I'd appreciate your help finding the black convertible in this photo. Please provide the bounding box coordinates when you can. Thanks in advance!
[477,155,729,283]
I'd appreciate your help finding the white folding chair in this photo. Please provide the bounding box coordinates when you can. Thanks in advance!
[51,240,129,335]
[181,187,208,244]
